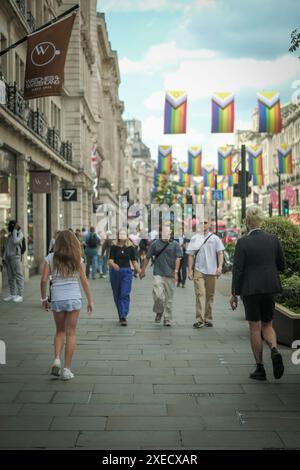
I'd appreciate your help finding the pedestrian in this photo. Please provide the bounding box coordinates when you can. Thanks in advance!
[230,205,286,381]
[138,237,149,269]
[0,228,7,272]
[40,230,93,380]
[75,229,85,258]
[108,228,140,326]
[97,232,104,278]
[84,226,100,279]
[2,220,25,303]
[187,219,224,328]
[101,230,112,278]
[177,236,189,288]
[140,226,182,327]
[48,230,60,254]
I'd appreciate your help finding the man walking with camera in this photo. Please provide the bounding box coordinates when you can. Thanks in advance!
[3,220,25,303]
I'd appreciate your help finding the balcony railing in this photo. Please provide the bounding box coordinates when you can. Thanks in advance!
[60,141,73,163]
[6,82,25,119]
[1,79,73,164]
[47,127,61,152]
[27,109,47,139]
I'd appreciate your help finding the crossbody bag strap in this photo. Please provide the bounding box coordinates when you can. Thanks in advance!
[193,233,214,270]
[152,242,170,265]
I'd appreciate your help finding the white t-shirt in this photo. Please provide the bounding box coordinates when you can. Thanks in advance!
[186,233,224,275]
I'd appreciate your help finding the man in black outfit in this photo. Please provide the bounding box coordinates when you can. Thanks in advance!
[230,206,286,381]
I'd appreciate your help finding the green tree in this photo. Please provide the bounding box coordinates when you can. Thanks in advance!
[289,29,300,57]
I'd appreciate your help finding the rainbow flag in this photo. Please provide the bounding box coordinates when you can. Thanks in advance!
[211,92,234,133]
[278,145,293,174]
[202,166,215,188]
[223,187,231,201]
[193,181,204,195]
[188,146,202,176]
[217,176,226,190]
[194,194,203,204]
[257,92,282,134]
[157,146,172,174]
[204,188,212,204]
[252,174,264,187]
[179,168,191,187]
[218,146,233,176]
[164,91,187,134]
[248,146,263,175]
[228,172,239,187]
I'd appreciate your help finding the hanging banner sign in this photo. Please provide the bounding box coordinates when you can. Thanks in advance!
[24,13,76,100]
[30,171,51,193]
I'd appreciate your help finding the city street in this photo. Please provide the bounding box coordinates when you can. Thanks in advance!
[0,273,299,450]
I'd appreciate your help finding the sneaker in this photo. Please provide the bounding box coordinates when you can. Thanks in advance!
[193,321,204,329]
[61,368,74,381]
[12,295,23,303]
[182,283,185,288]
[163,318,171,327]
[120,317,127,326]
[271,348,284,379]
[51,358,61,377]
[155,312,163,323]
[3,295,16,301]
[205,321,213,327]
[249,364,266,381]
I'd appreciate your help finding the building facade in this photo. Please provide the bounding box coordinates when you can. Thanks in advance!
[0,0,126,291]
[124,119,155,206]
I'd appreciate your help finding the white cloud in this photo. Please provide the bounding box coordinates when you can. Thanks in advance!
[98,0,215,12]
[119,41,216,75]
[141,53,300,111]
[164,55,300,101]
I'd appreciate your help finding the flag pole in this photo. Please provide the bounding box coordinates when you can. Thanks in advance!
[0,4,79,58]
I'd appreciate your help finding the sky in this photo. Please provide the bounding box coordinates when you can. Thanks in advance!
[97,0,300,167]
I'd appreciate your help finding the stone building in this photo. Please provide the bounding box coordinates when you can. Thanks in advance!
[124,119,155,205]
[0,0,126,291]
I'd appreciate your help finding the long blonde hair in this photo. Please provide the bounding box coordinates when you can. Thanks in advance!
[53,230,81,277]
[112,228,133,248]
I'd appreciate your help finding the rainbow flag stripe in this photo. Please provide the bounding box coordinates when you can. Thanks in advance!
[248,146,263,175]
[188,146,202,176]
[157,146,172,174]
[258,92,282,134]
[218,146,233,176]
[278,145,293,174]
[194,194,203,204]
[179,168,191,187]
[212,92,234,133]
[252,174,264,187]
[223,187,231,201]
[217,176,226,190]
[193,181,204,195]
[202,167,215,188]
[164,91,187,134]
[227,172,239,186]
[204,188,212,204]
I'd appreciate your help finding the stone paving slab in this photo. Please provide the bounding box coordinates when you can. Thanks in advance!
[0,273,299,449]
[76,431,181,449]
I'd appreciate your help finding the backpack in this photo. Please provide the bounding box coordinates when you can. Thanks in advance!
[87,234,99,248]
[20,237,26,255]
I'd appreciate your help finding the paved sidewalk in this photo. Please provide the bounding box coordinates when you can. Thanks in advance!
[0,273,299,449]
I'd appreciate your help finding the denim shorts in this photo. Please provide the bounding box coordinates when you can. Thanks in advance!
[51,299,82,312]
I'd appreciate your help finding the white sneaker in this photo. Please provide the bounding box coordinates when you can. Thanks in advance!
[13,296,23,303]
[61,368,74,381]
[51,358,61,377]
[3,295,16,301]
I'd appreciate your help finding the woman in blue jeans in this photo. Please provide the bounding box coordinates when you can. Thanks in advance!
[108,229,140,326]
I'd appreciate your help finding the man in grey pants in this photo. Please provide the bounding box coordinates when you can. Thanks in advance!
[3,220,24,303]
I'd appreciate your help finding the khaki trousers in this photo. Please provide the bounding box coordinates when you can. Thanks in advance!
[152,275,175,320]
[193,271,216,323]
